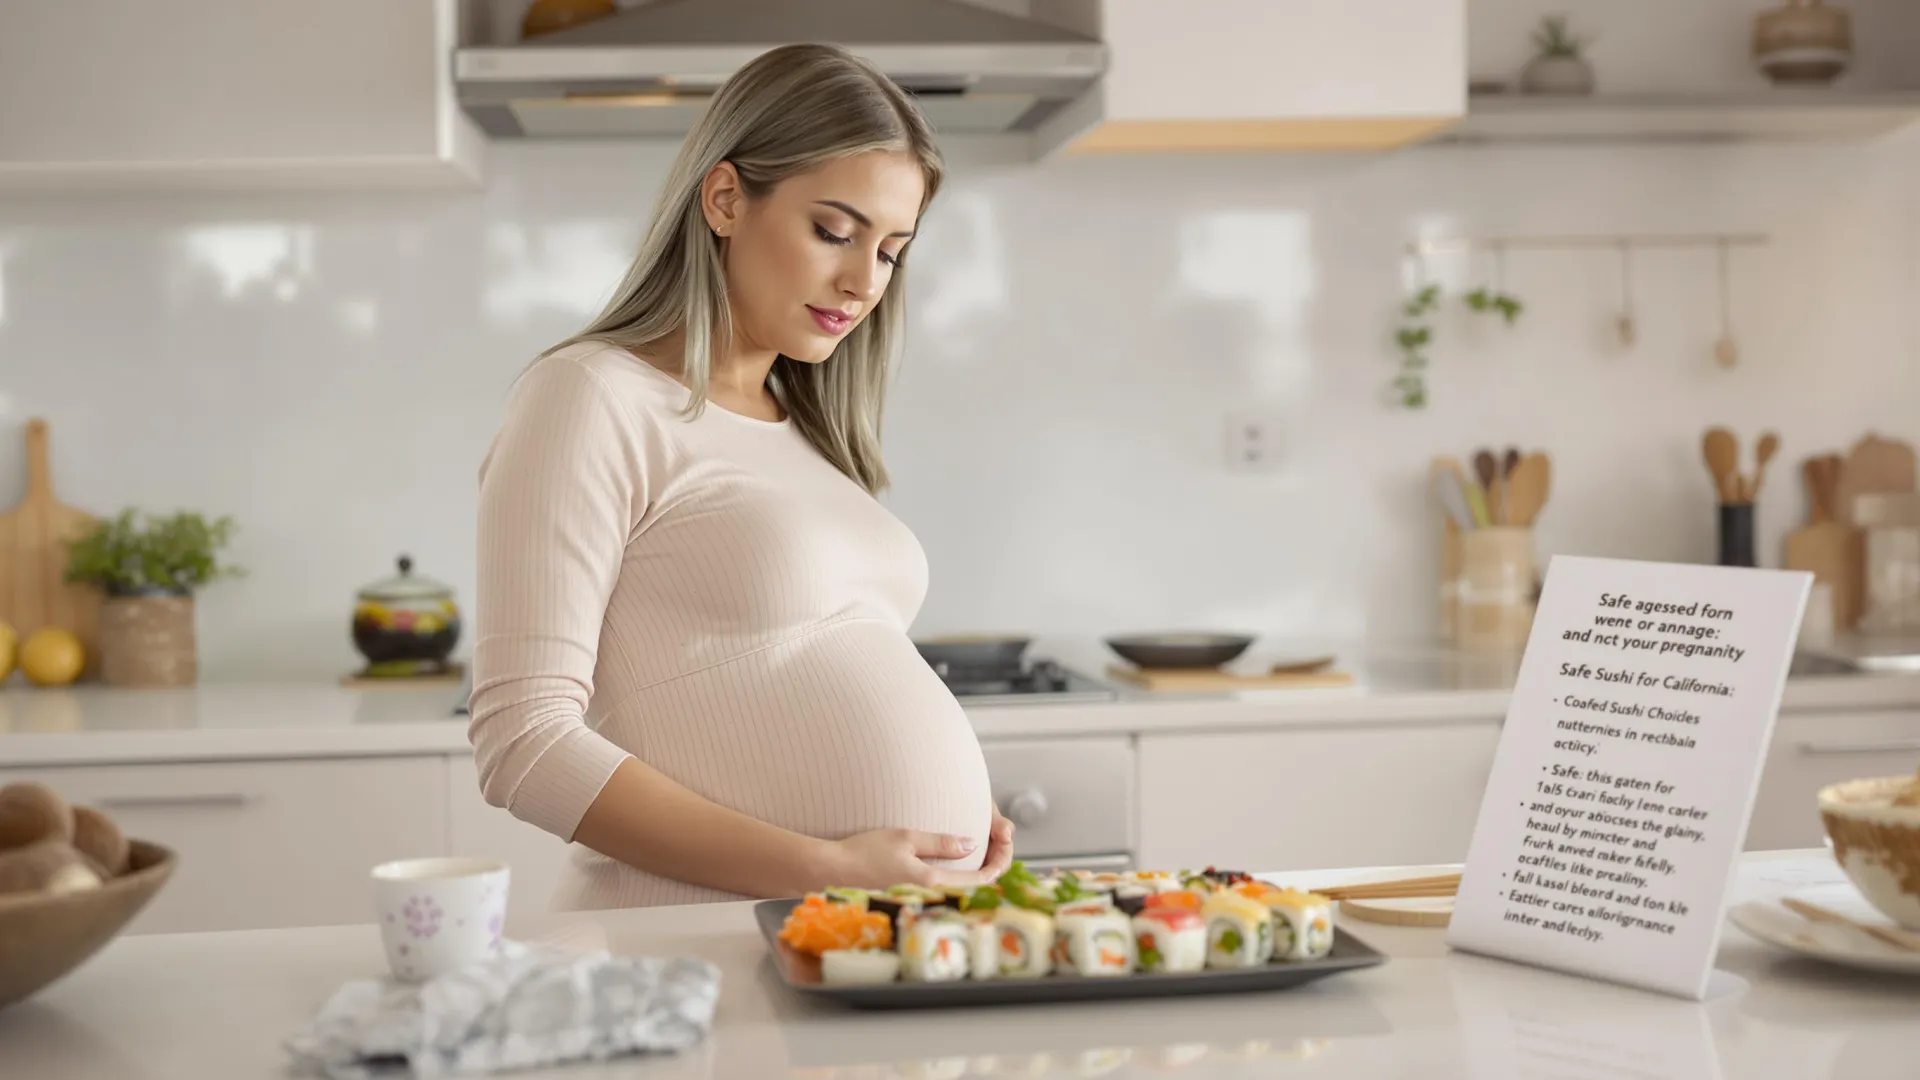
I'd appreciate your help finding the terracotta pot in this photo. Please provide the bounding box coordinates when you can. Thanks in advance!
[98,592,197,688]
[1754,0,1852,86]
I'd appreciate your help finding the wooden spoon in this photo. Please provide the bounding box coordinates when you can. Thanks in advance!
[1505,452,1552,527]
[1747,431,1780,502]
[1703,428,1741,504]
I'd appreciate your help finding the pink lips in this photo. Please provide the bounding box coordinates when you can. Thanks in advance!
[808,306,853,335]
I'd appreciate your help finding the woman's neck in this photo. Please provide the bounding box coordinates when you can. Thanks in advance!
[638,328,784,422]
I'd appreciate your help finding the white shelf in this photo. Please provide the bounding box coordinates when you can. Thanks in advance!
[1426,91,1920,146]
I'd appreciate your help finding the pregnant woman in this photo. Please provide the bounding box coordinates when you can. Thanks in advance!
[468,43,1012,909]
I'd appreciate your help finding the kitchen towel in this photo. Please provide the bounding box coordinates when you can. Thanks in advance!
[285,941,721,1079]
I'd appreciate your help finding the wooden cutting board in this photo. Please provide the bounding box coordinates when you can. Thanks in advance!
[0,419,102,671]
[1785,453,1864,629]
[1785,522,1864,630]
[1105,665,1356,692]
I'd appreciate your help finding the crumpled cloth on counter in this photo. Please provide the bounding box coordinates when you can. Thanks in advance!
[285,941,721,1079]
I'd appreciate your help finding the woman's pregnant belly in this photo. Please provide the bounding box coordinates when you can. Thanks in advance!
[612,618,994,870]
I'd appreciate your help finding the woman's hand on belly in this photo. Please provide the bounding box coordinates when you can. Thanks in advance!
[825,827,999,891]
[979,805,1015,879]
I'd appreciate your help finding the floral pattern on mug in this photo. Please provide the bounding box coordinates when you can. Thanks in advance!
[402,895,444,939]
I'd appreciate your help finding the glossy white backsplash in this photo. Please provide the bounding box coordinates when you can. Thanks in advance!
[3,128,1919,678]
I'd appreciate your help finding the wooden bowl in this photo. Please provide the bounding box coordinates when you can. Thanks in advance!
[0,839,176,1009]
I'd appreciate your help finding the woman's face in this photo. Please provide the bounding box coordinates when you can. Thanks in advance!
[702,150,926,364]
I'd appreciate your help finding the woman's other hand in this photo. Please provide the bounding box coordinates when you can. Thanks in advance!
[979,805,1015,879]
[823,828,996,890]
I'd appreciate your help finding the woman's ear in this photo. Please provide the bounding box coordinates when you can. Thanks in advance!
[700,161,745,238]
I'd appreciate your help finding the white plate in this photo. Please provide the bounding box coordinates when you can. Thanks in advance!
[1727,883,1920,975]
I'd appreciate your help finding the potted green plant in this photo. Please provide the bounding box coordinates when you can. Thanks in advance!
[63,510,243,687]
[1519,15,1596,95]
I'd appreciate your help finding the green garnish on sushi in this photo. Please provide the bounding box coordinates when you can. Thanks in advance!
[963,885,1002,911]
[997,861,1058,913]
[1054,875,1088,903]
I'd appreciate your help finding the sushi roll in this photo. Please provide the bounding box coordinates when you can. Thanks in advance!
[1202,891,1274,969]
[963,912,1000,980]
[820,948,901,986]
[1052,902,1134,977]
[823,886,871,909]
[1143,889,1207,914]
[990,906,1054,978]
[1262,888,1335,960]
[900,910,971,982]
[1112,882,1152,916]
[1131,907,1207,974]
[886,883,953,908]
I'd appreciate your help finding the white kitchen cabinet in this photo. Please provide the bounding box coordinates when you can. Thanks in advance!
[1137,721,1501,872]
[1035,0,1467,153]
[445,755,574,919]
[0,0,481,191]
[0,758,448,934]
[1746,711,1920,852]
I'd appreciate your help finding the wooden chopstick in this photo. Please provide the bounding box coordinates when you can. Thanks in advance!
[1781,897,1920,952]
[1309,873,1462,901]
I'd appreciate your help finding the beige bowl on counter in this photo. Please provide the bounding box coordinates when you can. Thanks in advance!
[1818,771,1920,930]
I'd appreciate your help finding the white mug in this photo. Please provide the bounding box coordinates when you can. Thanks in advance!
[371,856,511,981]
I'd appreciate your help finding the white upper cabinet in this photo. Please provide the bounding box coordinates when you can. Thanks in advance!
[0,0,482,191]
[1036,0,1467,153]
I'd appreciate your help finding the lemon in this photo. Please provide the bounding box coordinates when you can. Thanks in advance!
[19,628,85,687]
[0,621,15,683]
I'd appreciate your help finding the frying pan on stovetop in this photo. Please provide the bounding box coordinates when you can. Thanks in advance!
[913,634,1032,676]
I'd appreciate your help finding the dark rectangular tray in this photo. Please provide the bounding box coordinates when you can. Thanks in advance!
[753,898,1388,1009]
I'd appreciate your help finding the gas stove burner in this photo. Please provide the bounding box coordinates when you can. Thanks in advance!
[928,658,1120,706]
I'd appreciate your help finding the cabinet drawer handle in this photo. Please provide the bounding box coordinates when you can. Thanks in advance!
[96,793,253,810]
[1797,738,1920,755]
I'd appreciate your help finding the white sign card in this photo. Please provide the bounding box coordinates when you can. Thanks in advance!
[1447,555,1811,1000]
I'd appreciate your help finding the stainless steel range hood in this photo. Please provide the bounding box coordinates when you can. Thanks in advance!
[454,0,1107,140]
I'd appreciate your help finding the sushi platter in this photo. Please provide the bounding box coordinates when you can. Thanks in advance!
[756,863,1388,1009]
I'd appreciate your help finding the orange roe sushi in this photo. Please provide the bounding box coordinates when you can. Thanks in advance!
[778,894,894,957]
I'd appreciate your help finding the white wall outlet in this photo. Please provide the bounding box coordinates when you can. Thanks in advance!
[1223,412,1283,472]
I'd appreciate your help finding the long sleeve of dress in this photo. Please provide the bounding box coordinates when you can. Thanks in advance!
[468,354,644,841]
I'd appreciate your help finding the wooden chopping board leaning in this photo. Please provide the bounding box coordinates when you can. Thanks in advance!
[0,419,102,677]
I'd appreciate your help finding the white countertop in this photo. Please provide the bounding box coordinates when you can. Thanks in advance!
[4,850,1915,1079]
[3,644,1917,767]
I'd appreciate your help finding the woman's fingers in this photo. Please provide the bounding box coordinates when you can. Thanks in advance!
[905,830,978,861]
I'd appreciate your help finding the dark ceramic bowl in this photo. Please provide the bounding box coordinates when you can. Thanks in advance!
[1105,633,1256,670]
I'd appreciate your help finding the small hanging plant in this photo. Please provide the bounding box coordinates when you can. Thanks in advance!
[1388,281,1526,409]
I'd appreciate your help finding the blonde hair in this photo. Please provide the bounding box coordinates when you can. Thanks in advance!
[551,42,943,494]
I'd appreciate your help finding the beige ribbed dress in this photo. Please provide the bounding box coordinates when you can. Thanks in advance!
[468,342,992,909]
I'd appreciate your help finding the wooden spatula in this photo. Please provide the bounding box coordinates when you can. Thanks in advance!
[1505,452,1552,527]
[0,419,103,672]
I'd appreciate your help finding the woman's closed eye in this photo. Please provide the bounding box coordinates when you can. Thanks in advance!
[815,223,900,266]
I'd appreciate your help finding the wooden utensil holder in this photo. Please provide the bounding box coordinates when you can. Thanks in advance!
[1452,527,1537,651]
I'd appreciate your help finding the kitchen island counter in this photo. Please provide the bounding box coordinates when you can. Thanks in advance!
[2,644,1917,765]
[2,849,1913,1079]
